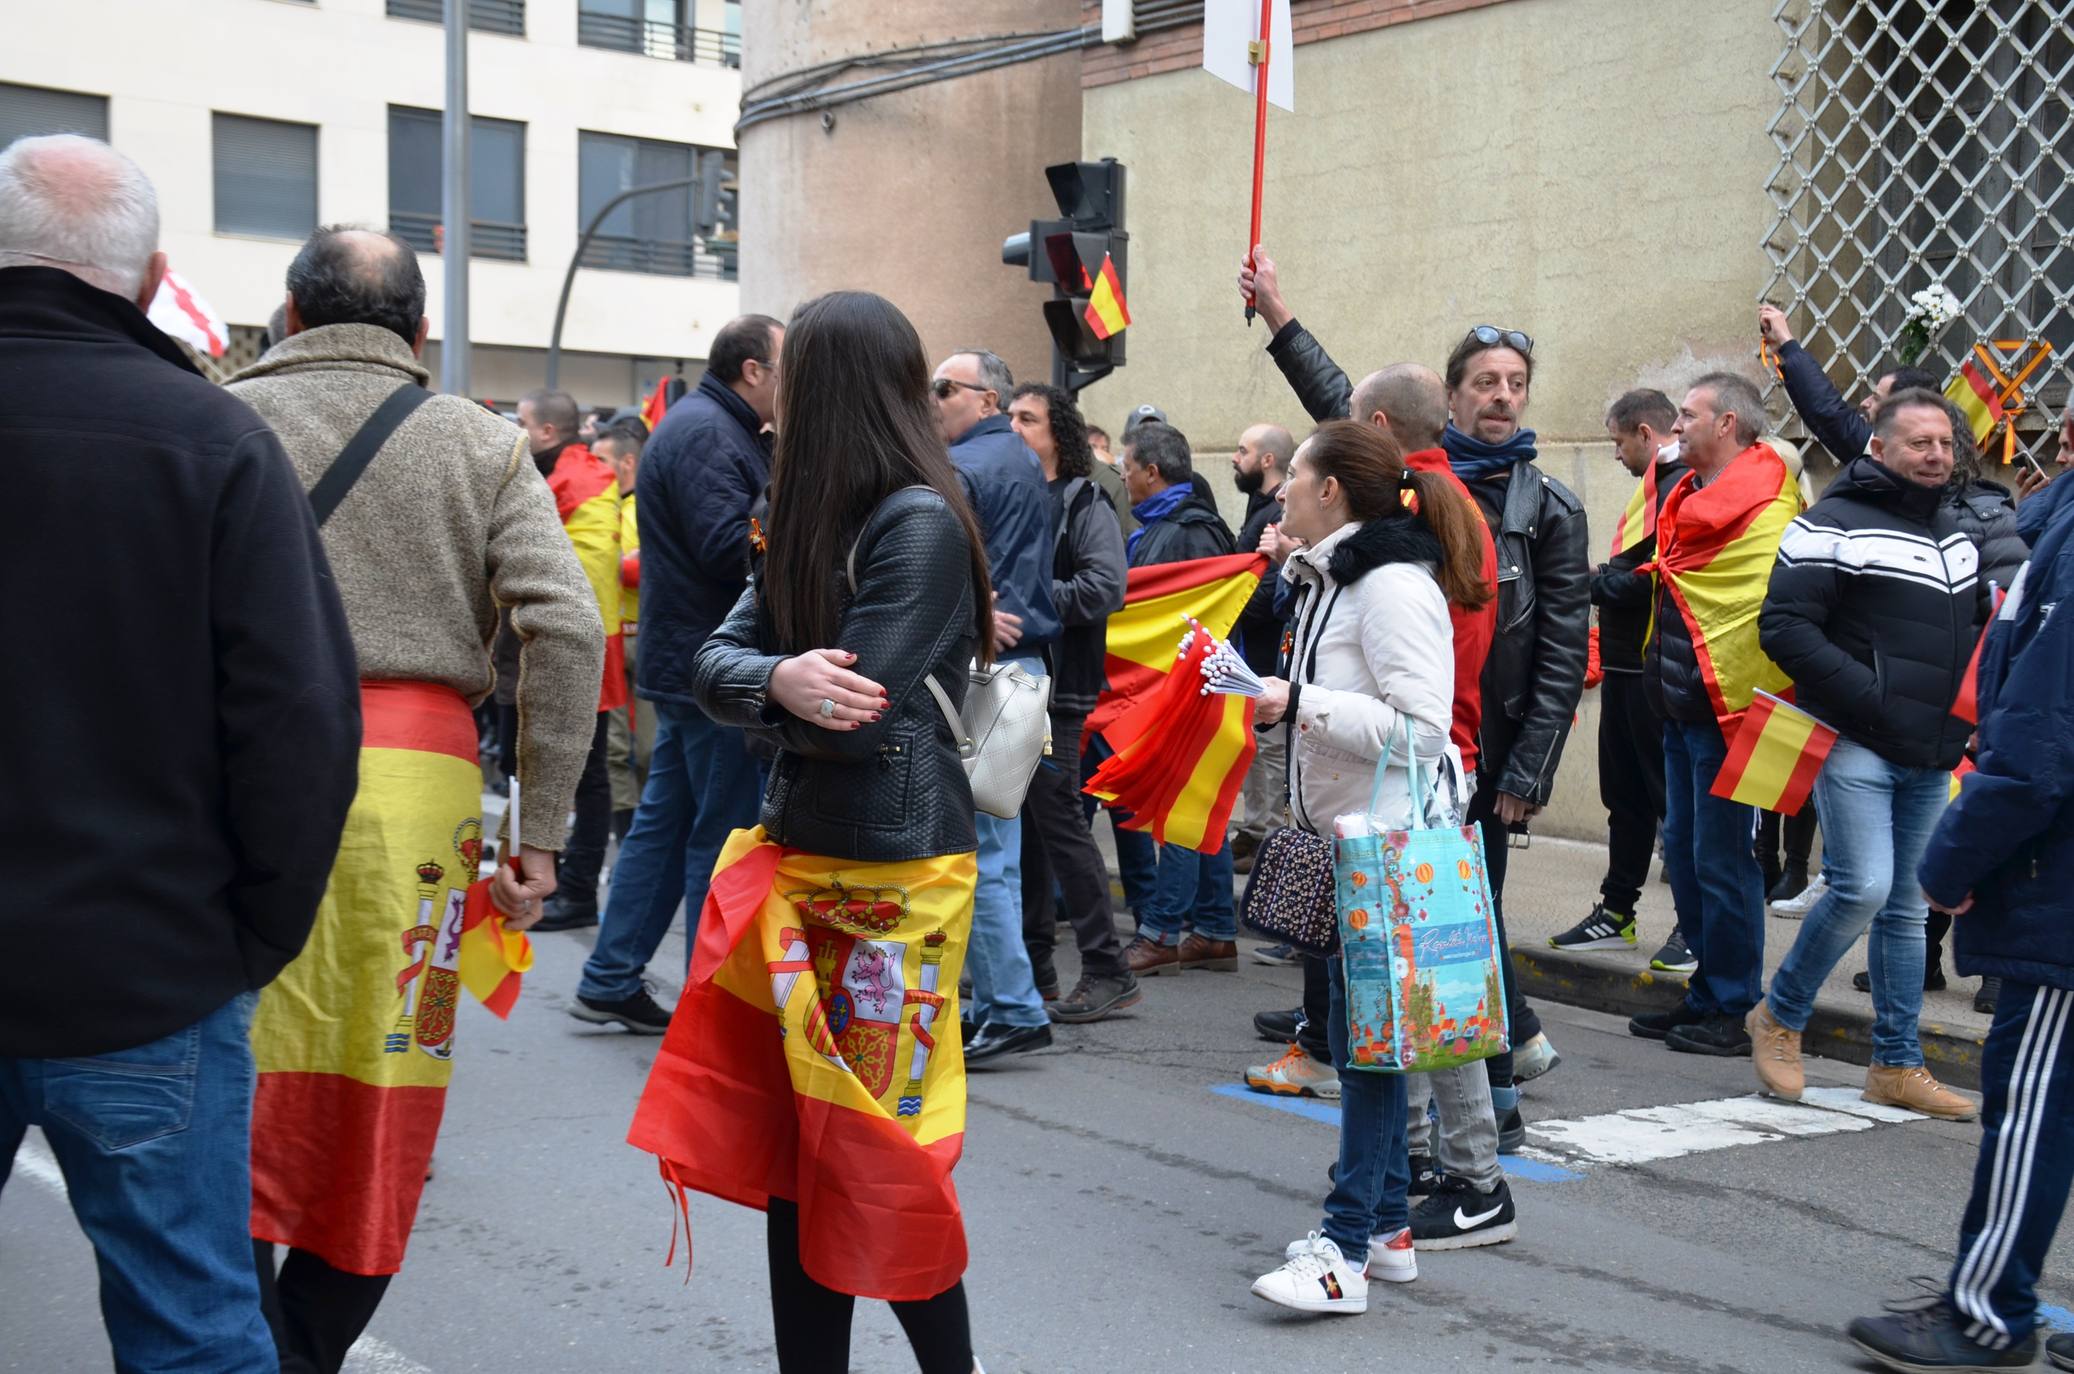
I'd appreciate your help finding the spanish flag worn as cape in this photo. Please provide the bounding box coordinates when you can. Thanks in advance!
[547,443,627,712]
[1652,443,1803,736]
[1611,460,1665,559]
[1083,553,1266,850]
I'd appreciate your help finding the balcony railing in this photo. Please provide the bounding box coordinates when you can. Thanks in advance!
[391,211,528,262]
[579,232,738,280]
[387,0,525,36]
[577,11,741,67]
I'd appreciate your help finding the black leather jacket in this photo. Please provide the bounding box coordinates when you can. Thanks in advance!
[692,487,979,862]
[1263,317,1590,804]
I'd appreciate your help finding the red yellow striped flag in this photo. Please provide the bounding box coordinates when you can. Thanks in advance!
[1610,460,1663,558]
[1710,689,1838,813]
[1944,356,2003,447]
[1084,252,1131,341]
[1086,628,1257,851]
[547,443,628,712]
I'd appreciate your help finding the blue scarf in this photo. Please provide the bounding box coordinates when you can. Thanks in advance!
[1442,421,1539,483]
[1126,484,1192,557]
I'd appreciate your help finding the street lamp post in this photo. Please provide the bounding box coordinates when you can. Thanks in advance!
[544,176,699,391]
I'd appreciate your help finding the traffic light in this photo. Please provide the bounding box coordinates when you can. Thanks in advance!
[1002,159,1128,393]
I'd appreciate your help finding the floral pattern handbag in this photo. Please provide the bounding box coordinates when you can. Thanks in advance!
[1238,825,1339,955]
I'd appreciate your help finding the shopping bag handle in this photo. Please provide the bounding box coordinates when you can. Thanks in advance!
[1364,716,1439,828]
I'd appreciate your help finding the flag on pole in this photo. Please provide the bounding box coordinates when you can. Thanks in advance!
[1944,356,2003,446]
[1709,689,1837,813]
[1084,252,1131,340]
[146,269,227,358]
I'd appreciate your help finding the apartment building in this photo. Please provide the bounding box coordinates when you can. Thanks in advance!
[1,0,744,407]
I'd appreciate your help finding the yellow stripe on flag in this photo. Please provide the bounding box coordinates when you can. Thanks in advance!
[1157,693,1253,850]
[1105,566,1257,674]
[1711,690,1837,813]
[1085,252,1130,341]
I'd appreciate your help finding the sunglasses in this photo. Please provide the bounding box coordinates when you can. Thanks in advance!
[1466,324,1534,356]
[932,378,991,400]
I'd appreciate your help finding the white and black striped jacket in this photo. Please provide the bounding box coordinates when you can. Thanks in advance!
[1759,456,1991,772]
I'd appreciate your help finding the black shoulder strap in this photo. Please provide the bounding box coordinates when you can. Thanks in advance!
[307,383,433,527]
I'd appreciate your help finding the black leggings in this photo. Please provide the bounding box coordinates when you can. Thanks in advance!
[253,1241,394,1374]
[766,1199,972,1373]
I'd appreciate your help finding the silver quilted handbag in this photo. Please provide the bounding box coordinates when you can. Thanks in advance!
[923,662,1052,820]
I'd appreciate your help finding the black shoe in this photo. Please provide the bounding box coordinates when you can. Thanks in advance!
[1976,977,2003,1016]
[1665,1013,1752,1057]
[1250,942,1302,967]
[962,1017,987,1047]
[1854,967,1950,994]
[1407,1153,1443,1200]
[533,894,599,932]
[964,1021,1053,1066]
[1767,867,1809,903]
[1409,1177,1517,1250]
[1253,1007,1300,1042]
[1048,973,1142,1024]
[1548,902,1638,952]
[1497,1107,1525,1154]
[569,986,672,1034]
[1628,999,1707,1041]
[2046,1330,2074,1371]
[1846,1302,2037,1370]
[1647,929,1698,973]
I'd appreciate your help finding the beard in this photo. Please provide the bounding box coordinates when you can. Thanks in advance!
[1234,465,1265,496]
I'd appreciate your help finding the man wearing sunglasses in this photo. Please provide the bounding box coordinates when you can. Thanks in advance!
[1236,249,1591,1147]
[931,348,1064,1066]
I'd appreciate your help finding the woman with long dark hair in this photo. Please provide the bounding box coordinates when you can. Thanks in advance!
[1246,419,1500,1314]
[626,290,993,1373]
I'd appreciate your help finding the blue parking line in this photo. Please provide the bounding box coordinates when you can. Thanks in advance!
[1209,1083,1583,1182]
[2039,1303,2074,1331]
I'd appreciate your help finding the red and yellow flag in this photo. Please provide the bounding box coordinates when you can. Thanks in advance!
[1084,252,1130,341]
[1654,443,1803,736]
[1950,586,2005,726]
[1945,356,2004,447]
[1611,460,1664,558]
[628,830,975,1302]
[1951,755,1975,801]
[1710,689,1837,813]
[548,443,627,712]
[1085,628,1257,852]
[640,375,674,432]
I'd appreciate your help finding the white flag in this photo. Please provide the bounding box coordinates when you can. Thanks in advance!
[1203,0,1294,112]
[146,269,228,358]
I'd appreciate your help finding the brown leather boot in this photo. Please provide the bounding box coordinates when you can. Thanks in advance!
[1178,933,1239,971]
[1123,936,1180,977]
[1746,1002,1804,1101]
[1863,1065,1979,1121]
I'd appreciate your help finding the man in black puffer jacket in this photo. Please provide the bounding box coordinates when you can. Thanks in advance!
[1748,391,1987,1122]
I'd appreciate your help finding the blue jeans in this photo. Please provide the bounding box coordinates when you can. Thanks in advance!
[1321,956,1410,1256]
[1767,737,1946,1065]
[966,811,1049,1030]
[1137,840,1236,943]
[579,700,765,1003]
[1946,982,2074,1350]
[1081,733,1158,913]
[1662,717,1765,1017]
[0,993,275,1373]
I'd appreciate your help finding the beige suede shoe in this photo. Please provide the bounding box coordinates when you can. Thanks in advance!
[1864,1065,1980,1121]
[1747,1002,1804,1101]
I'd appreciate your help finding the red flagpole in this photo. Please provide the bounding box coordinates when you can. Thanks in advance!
[1244,0,1270,325]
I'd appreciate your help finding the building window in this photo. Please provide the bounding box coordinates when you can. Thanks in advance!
[386,0,525,36]
[212,114,317,240]
[579,132,735,278]
[387,107,527,261]
[0,82,109,150]
[576,0,740,67]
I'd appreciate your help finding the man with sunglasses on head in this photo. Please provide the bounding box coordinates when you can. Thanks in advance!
[1236,250,1591,1156]
[932,349,1064,1065]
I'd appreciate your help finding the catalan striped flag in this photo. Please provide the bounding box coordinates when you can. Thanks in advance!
[1084,252,1131,341]
[1945,355,2004,446]
[628,829,976,1302]
[1654,442,1804,736]
[547,443,627,712]
[1710,689,1837,813]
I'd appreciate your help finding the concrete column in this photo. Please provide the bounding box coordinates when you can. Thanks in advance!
[738,2,1083,387]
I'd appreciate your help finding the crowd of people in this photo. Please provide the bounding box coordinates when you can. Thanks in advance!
[7,130,2074,1374]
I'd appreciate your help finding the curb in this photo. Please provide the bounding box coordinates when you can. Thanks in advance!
[1512,946,1989,1093]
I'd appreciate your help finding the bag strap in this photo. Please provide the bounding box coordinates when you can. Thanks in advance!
[1364,715,1439,826]
[307,383,432,527]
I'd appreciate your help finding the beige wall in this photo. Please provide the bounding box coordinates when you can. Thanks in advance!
[5,0,740,371]
[737,0,1083,385]
[1083,0,1786,840]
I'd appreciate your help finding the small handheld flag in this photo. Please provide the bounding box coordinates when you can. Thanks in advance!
[1709,690,1837,815]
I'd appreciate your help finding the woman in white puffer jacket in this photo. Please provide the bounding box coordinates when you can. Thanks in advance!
[1246,419,1502,1317]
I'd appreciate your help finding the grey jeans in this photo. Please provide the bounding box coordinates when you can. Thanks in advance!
[1405,1062,1504,1190]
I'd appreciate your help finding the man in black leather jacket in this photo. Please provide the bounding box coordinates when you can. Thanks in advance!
[1236,249,1591,1103]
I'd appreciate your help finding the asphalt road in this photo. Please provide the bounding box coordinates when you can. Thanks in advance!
[8,919,2071,1373]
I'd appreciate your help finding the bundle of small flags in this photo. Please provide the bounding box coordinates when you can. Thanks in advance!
[1193,620,1265,698]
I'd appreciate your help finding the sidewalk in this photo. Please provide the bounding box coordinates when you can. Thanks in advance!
[1092,823,1994,1089]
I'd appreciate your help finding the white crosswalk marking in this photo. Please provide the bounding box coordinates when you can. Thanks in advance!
[1528,1091,1929,1166]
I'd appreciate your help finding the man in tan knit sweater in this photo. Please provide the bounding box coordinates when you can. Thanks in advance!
[224,226,602,1371]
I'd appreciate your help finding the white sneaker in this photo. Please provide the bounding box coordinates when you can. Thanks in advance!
[1253,1233,1368,1314]
[1770,873,1829,918]
[1280,1226,1417,1283]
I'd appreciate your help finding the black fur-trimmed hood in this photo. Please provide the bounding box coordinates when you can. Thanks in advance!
[1323,514,1444,585]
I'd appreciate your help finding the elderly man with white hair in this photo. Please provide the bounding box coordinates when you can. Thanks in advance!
[0,135,361,1372]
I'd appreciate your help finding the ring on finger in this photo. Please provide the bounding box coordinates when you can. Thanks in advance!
[818,698,837,719]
